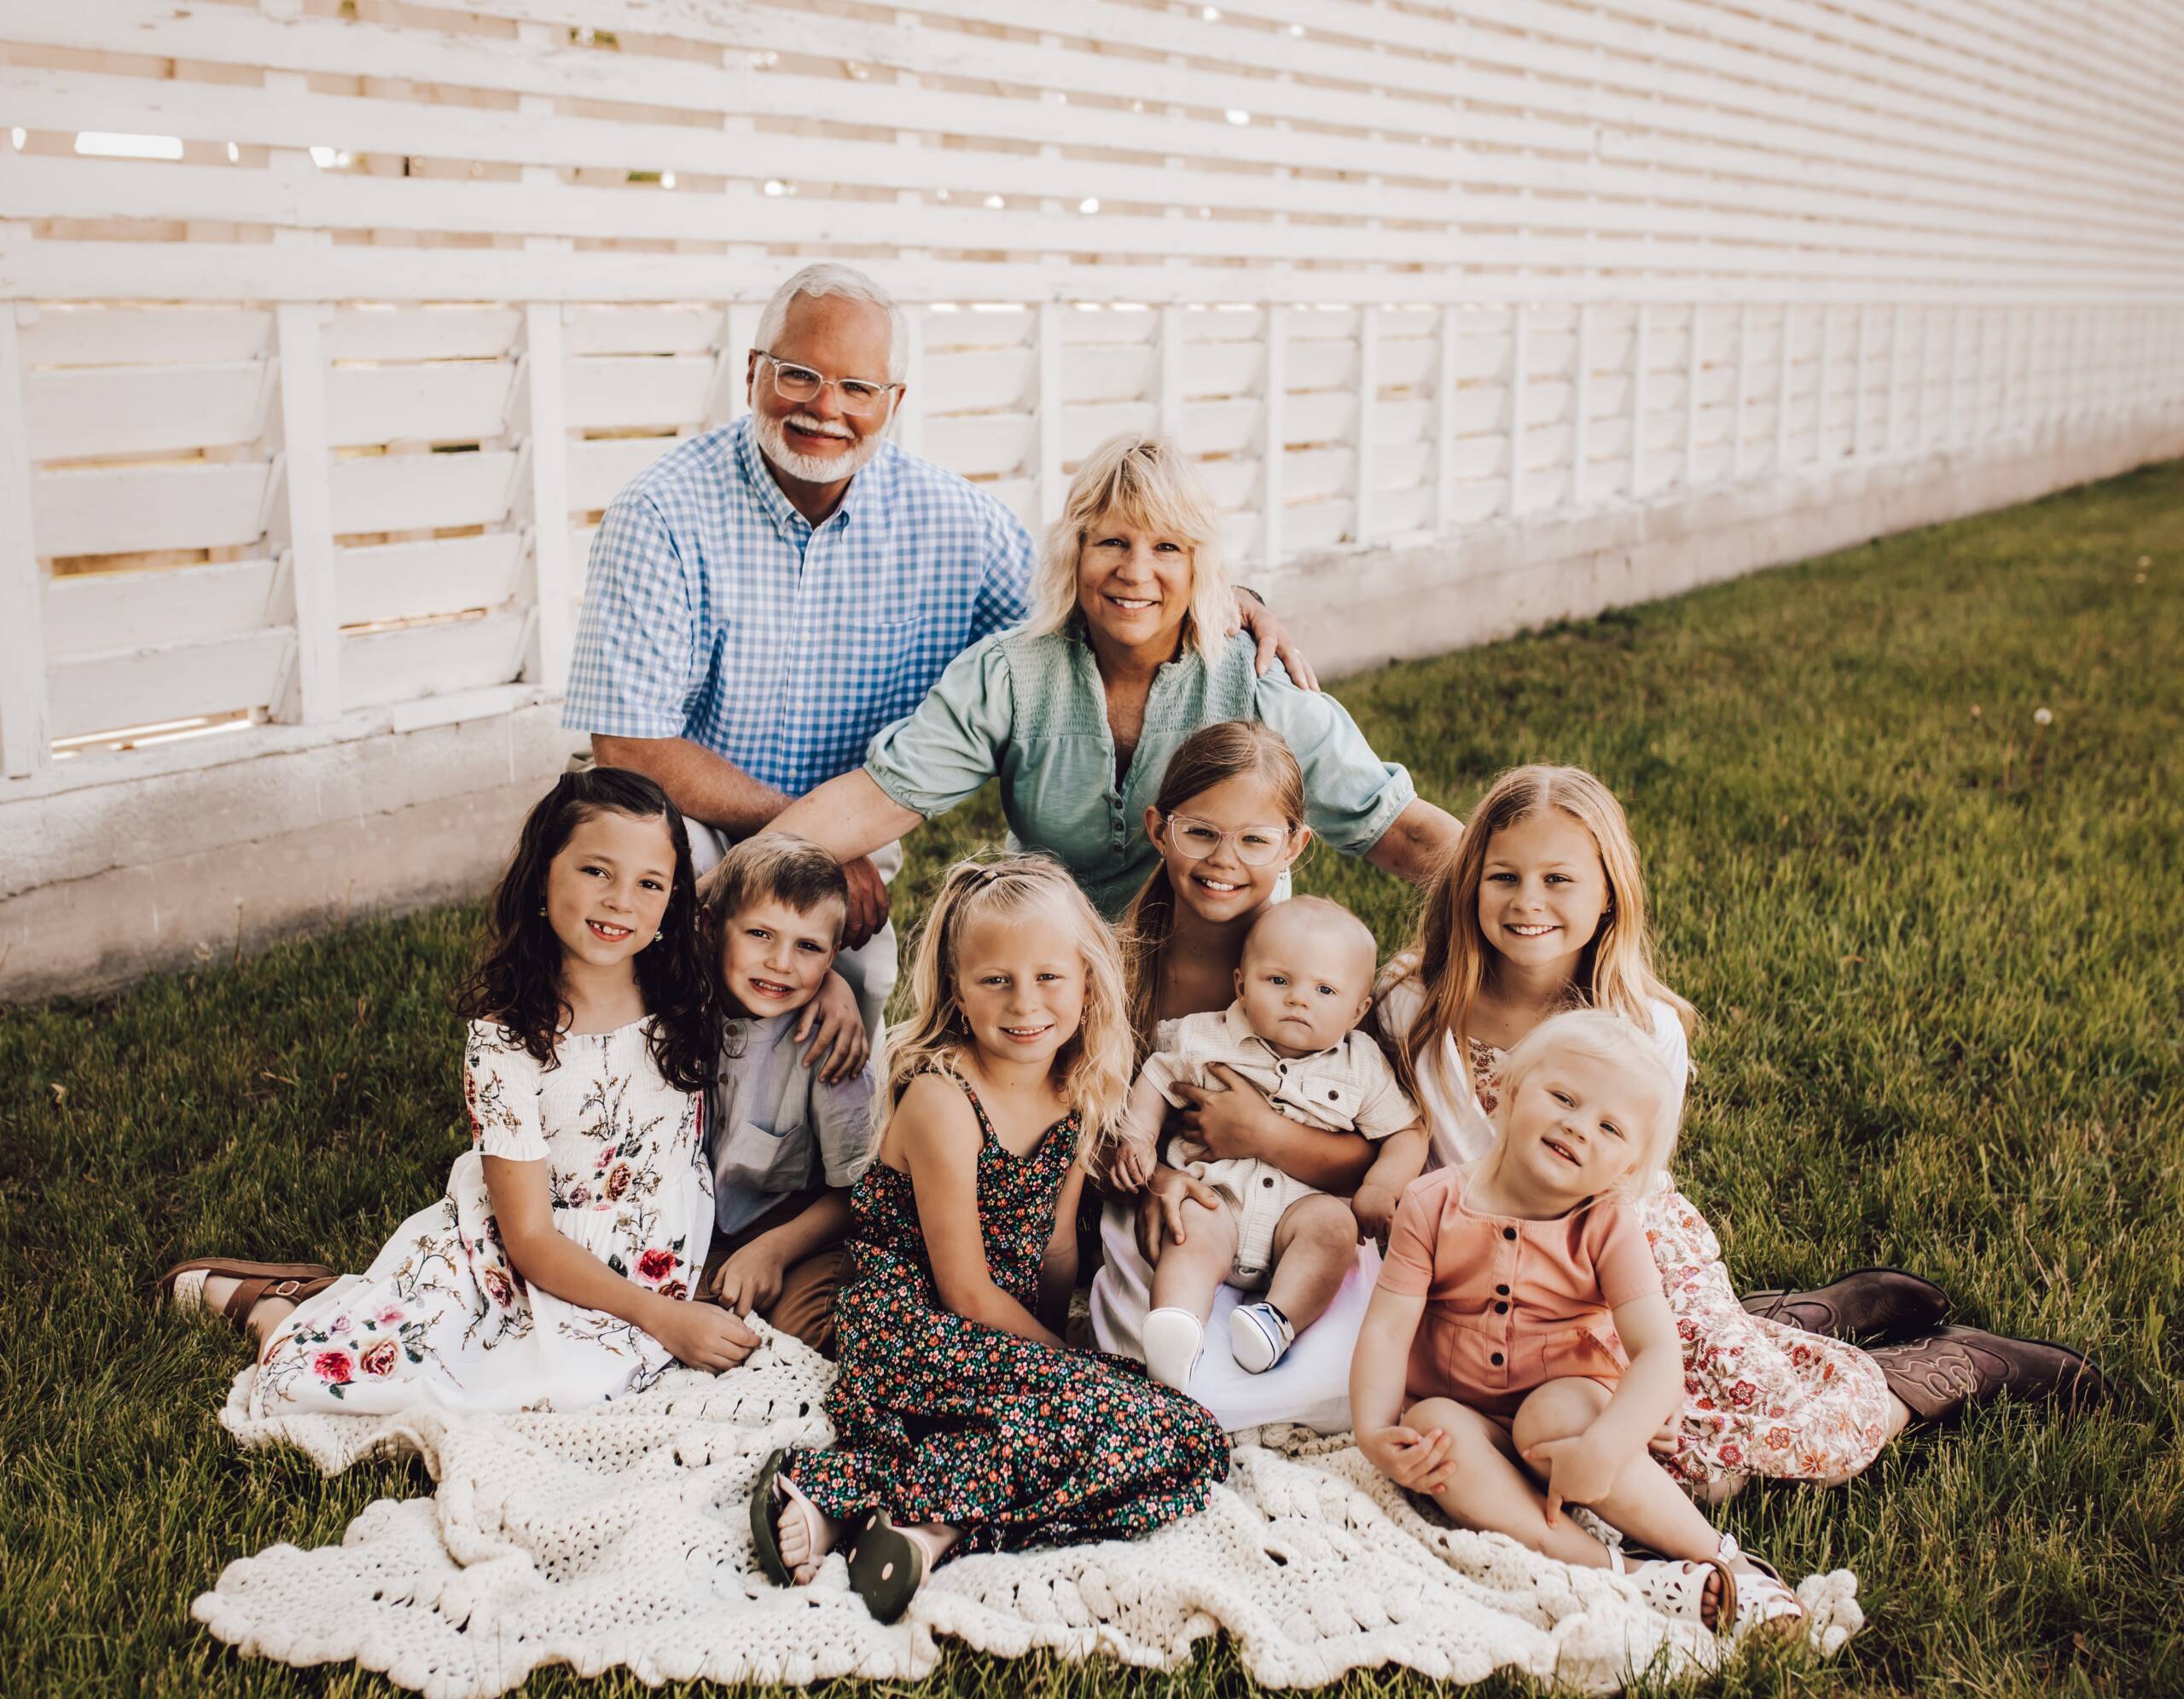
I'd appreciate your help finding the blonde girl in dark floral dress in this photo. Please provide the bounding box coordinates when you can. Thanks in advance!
[750,855,1229,1623]
[203,770,752,1416]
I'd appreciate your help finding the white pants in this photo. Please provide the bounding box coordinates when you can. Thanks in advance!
[1088,1193,1379,1435]
[687,824,901,1045]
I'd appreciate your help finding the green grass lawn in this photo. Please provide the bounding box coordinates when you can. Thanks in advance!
[5,463,2181,1696]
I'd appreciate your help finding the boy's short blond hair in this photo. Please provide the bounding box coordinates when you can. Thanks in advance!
[696,832,850,963]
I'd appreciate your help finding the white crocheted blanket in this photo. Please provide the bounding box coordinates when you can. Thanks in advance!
[193,1330,1861,1696]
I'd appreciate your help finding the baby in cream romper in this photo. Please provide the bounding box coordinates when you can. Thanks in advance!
[1107,898,1428,1386]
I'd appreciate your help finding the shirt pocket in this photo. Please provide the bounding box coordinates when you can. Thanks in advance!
[717,1117,816,1195]
[1538,1319,1629,1380]
[1273,1073,1363,1129]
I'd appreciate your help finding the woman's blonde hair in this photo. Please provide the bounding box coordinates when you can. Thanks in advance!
[1490,1008,1681,1201]
[1121,721,1308,1054]
[1028,432,1233,664]
[1377,764,1696,1106]
[880,853,1135,1155]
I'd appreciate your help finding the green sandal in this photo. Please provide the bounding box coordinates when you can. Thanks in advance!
[844,1506,927,1625]
[746,1448,797,1587]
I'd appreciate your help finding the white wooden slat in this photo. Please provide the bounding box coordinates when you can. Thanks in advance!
[1507,305,1530,519]
[1064,342,1157,406]
[0,307,48,774]
[325,308,520,364]
[25,361,269,461]
[1261,307,1286,572]
[328,450,518,536]
[325,361,517,449]
[1037,304,1065,522]
[336,534,524,628]
[1434,306,1460,532]
[566,356,717,432]
[24,51,2154,266]
[340,609,528,715]
[270,302,340,724]
[925,413,1033,480]
[568,434,680,514]
[44,558,278,660]
[47,628,291,741]
[564,308,718,357]
[1353,310,1378,546]
[521,299,574,693]
[924,346,1037,414]
[32,461,272,559]
[16,306,270,369]
[1061,401,1159,465]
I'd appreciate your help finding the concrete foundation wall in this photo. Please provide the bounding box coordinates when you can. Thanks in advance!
[4,423,2178,1003]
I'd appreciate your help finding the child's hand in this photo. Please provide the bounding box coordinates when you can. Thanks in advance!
[1359,1424,1454,1494]
[795,970,870,1084]
[649,1297,760,1372]
[1351,1181,1400,1246]
[1520,1431,1623,1522]
[708,1238,787,1317]
[1108,1140,1155,1192]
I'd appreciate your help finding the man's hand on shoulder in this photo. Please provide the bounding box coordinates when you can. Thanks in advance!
[842,854,890,949]
[1234,590,1319,692]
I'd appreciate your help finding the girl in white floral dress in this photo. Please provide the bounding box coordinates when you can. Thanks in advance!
[231,769,750,1417]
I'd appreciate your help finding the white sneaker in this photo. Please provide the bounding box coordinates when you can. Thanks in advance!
[1229,1301,1295,1374]
[1141,1307,1205,1389]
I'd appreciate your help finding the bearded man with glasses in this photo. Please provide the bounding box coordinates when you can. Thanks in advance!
[566,264,1310,1068]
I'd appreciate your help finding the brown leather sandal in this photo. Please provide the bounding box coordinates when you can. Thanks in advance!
[160,1257,337,1334]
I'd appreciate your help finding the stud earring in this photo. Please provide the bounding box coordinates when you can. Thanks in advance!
[538,902,548,916]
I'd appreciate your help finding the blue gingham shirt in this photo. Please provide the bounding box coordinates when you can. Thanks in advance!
[562,418,1034,797]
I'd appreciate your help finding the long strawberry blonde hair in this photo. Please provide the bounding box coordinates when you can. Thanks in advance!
[1121,721,1308,1054]
[880,854,1134,1156]
[1378,764,1695,1105]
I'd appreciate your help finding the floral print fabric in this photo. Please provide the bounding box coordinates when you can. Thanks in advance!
[787,1072,1229,1557]
[1467,1038,1894,1488]
[252,1019,713,1418]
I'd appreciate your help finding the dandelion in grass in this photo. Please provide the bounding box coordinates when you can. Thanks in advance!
[2034,706,2053,726]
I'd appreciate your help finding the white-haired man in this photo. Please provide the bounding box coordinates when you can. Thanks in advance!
[565,264,1310,1064]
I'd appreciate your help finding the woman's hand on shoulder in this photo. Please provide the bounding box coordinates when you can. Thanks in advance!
[797,970,871,1083]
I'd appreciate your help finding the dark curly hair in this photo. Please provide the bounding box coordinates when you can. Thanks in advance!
[454,768,717,1093]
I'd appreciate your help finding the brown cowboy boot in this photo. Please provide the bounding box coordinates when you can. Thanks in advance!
[1866,1325,2106,1426]
[1741,1267,1949,1343]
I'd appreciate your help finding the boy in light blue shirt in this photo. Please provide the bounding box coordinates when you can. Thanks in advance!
[695,833,877,1358]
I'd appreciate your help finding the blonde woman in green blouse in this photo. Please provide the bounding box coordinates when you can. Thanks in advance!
[770,432,1462,915]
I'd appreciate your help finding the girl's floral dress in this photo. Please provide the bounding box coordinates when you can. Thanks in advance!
[785,1072,1229,1558]
[252,1018,713,1418]
[1464,1035,1895,1488]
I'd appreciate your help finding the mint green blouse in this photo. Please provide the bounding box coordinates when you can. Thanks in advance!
[863,626,1415,918]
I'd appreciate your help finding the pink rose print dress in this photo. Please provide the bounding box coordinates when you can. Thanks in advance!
[251,1018,713,1418]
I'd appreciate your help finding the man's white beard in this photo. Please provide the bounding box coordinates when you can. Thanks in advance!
[753,409,887,484]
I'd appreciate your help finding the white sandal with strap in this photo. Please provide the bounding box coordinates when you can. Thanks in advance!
[1610,1542,1736,1633]
[1718,1534,1808,1642]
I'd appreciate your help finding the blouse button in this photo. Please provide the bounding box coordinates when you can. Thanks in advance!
[1495,1301,1508,1314]
[1502,1226,1517,1241]
[1490,1352,1504,1366]
[1262,1176,1276,1188]
[1496,1284,1510,1296]
[1327,1089,1339,1101]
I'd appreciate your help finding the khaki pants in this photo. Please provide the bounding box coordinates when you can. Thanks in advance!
[700,1187,850,1360]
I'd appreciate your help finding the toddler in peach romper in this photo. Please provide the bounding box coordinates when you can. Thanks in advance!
[1379,1166,1655,1424]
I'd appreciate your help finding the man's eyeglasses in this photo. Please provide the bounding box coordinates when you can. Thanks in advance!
[755,351,902,418]
[1159,813,1296,867]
